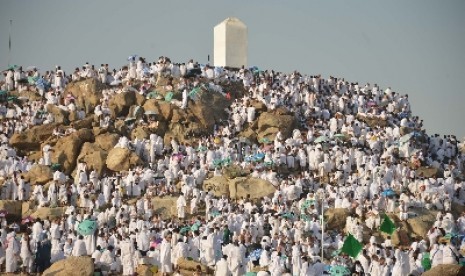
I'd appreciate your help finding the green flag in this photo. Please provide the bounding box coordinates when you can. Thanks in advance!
[341,234,363,258]
[380,214,396,235]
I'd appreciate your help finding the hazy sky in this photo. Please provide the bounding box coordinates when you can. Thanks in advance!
[1,0,464,138]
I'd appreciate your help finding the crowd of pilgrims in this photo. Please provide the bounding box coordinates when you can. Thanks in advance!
[0,55,464,275]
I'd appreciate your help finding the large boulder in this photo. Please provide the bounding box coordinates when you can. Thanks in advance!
[136,264,154,276]
[422,264,465,276]
[415,166,440,178]
[325,208,350,233]
[151,196,177,219]
[143,99,172,121]
[23,164,53,185]
[76,142,108,175]
[106,148,142,172]
[131,126,151,140]
[257,110,296,141]
[177,257,210,275]
[46,104,69,124]
[0,200,22,220]
[71,115,94,130]
[51,129,94,174]
[65,78,105,114]
[109,90,137,117]
[42,256,94,276]
[95,133,120,151]
[407,208,438,239]
[31,207,66,220]
[188,91,229,130]
[9,123,59,151]
[203,176,275,199]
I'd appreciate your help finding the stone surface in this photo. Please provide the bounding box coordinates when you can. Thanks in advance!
[422,264,465,276]
[42,256,94,276]
[46,104,69,124]
[23,164,53,185]
[9,123,59,152]
[109,90,138,118]
[65,78,105,114]
[51,129,94,174]
[106,147,142,172]
[76,142,107,175]
[30,207,66,220]
[257,110,296,141]
[325,208,350,233]
[0,200,23,219]
[203,176,275,199]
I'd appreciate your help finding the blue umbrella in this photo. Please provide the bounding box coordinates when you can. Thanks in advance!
[381,189,395,197]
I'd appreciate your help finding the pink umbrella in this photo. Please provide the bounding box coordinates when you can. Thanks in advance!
[21,215,35,224]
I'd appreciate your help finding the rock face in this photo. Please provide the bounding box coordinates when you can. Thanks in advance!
[406,208,437,239]
[76,142,107,175]
[325,208,350,233]
[9,123,59,152]
[203,176,276,199]
[95,133,120,151]
[177,257,209,275]
[46,104,69,124]
[109,90,138,118]
[23,164,53,185]
[151,196,177,219]
[0,200,22,220]
[51,129,94,174]
[143,91,230,145]
[42,256,94,276]
[256,109,296,141]
[31,207,66,220]
[106,147,142,172]
[422,264,465,276]
[65,78,105,114]
[136,264,154,276]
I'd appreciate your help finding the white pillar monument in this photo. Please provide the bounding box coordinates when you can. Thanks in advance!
[214,17,248,68]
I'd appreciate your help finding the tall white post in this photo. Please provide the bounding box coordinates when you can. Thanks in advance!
[8,20,12,66]
[321,196,324,261]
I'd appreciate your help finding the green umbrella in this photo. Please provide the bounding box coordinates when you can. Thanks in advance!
[259,137,272,144]
[6,65,19,71]
[314,135,329,143]
[334,133,347,140]
[78,219,98,236]
[164,92,174,102]
[329,265,351,276]
[146,91,159,99]
[51,163,61,171]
